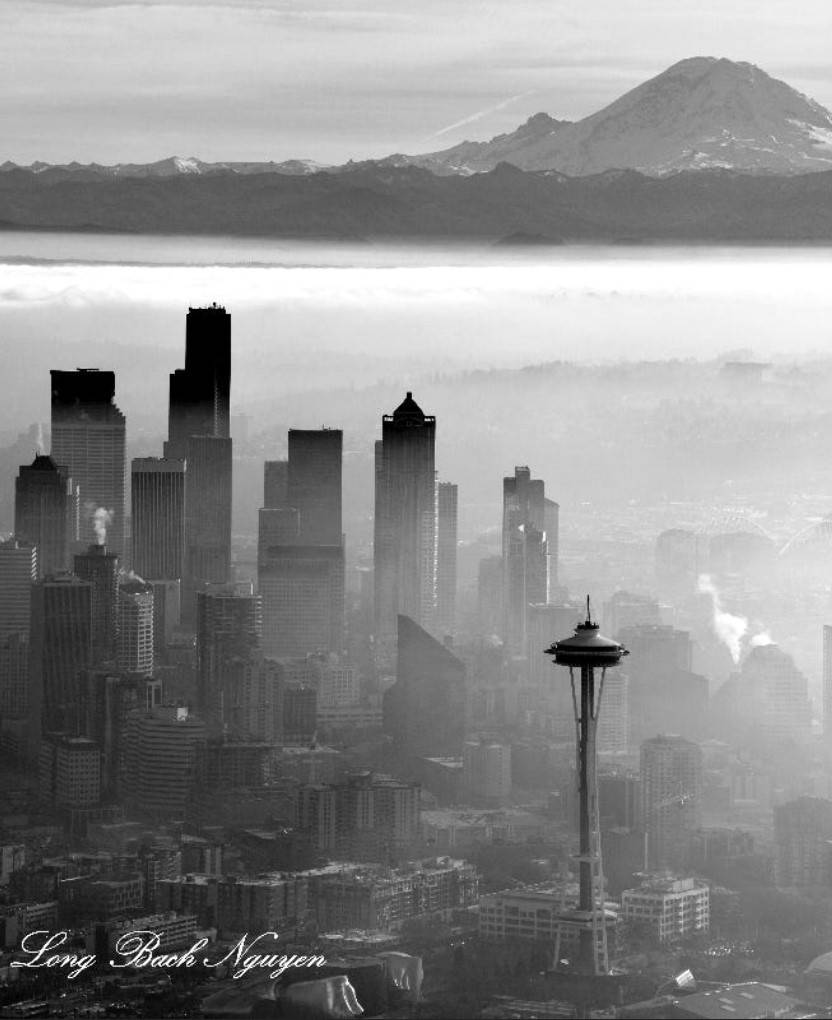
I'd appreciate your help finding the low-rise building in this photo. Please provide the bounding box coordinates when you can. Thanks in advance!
[621,876,709,943]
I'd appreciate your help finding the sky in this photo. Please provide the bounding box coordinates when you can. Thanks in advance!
[2,0,832,165]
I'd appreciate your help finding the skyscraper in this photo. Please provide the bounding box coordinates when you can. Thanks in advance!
[0,538,38,643]
[74,544,119,663]
[436,481,458,639]
[287,429,342,543]
[258,429,345,658]
[0,539,38,728]
[117,580,154,677]
[165,306,233,624]
[823,625,832,745]
[258,544,345,658]
[374,393,437,663]
[641,734,703,871]
[502,466,550,655]
[544,497,559,596]
[15,454,79,577]
[29,573,92,738]
[167,305,231,456]
[384,615,466,759]
[50,369,126,556]
[131,458,186,581]
[182,435,233,619]
[263,459,288,509]
[196,588,262,731]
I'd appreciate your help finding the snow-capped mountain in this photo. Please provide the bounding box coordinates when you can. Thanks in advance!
[0,156,330,178]
[409,57,832,176]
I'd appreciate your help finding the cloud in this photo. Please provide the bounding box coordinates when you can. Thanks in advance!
[425,91,538,141]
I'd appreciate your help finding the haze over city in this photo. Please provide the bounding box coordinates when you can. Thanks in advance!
[4,2,832,1019]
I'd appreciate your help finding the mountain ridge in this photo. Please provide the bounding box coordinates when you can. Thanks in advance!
[4,56,832,179]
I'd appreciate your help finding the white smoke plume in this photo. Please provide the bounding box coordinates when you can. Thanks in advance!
[35,421,45,455]
[749,631,774,647]
[697,574,748,663]
[93,507,113,545]
[120,569,146,585]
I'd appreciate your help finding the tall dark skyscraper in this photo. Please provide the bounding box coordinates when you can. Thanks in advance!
[0,539,37,730]
[287,429,342,544]
[29,573,92,741]
[502,466,549,655]
[196,588,262,732]
[15,454,80,577]
[258,430,345,658]
[74,544,119,663]
[373,393,437,665]
[436,481,458,639]
[131,457,186,581]
[50,369,126,556]
[167,305,231,455]
[165,306,233,623]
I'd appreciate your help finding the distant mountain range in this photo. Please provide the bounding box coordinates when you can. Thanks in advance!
[3,57,832,241]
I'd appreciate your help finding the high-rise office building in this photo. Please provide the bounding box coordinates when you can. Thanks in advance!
[182,436,232,618]
[824,625,832,745]
[617,624,707,746]
[774,797,832,887]
[165,306,233,624]
[463,740,512,806]
[736,643,811,748]
[544,498,560,598]
[477,555,503,638]
[196,588,262,731]
[123,705,207,821]
[29,573,92,739]
[258,430,345,659]
[502,466,550,655]
[40,734,101,808]
[117,581,154,677]
[0,539,38,728]
[436,482,458,639]
[74,544,119,663]
[0,538,38,642]
[131,458,185,581]
[287,429,342,544]
[374,393,437,663]
[15,455,79,577]
[384,615,466,759]
[167,305,231,456]
[640,735,703,871]
[258,544,345,658]
[603,591,661,638]
[50,369,126,556]
[263,459,288,509]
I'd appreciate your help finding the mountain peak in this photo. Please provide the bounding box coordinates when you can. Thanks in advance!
[414,56,832,177]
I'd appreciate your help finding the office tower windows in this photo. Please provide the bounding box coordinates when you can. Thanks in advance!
[0,539,38,726]
[640,735,703,871]
[117,581,154,677]
[30,573,92,738]
[74,544,119,663]
[263,459,288,509]
[436,481,458,639]
[258,430,345,659]
[131,458,185,581]
[374,393,437,663]
[196,588,262,731]
[502,466,550,655]
[15,455,79,577]
[50,369,126,556]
